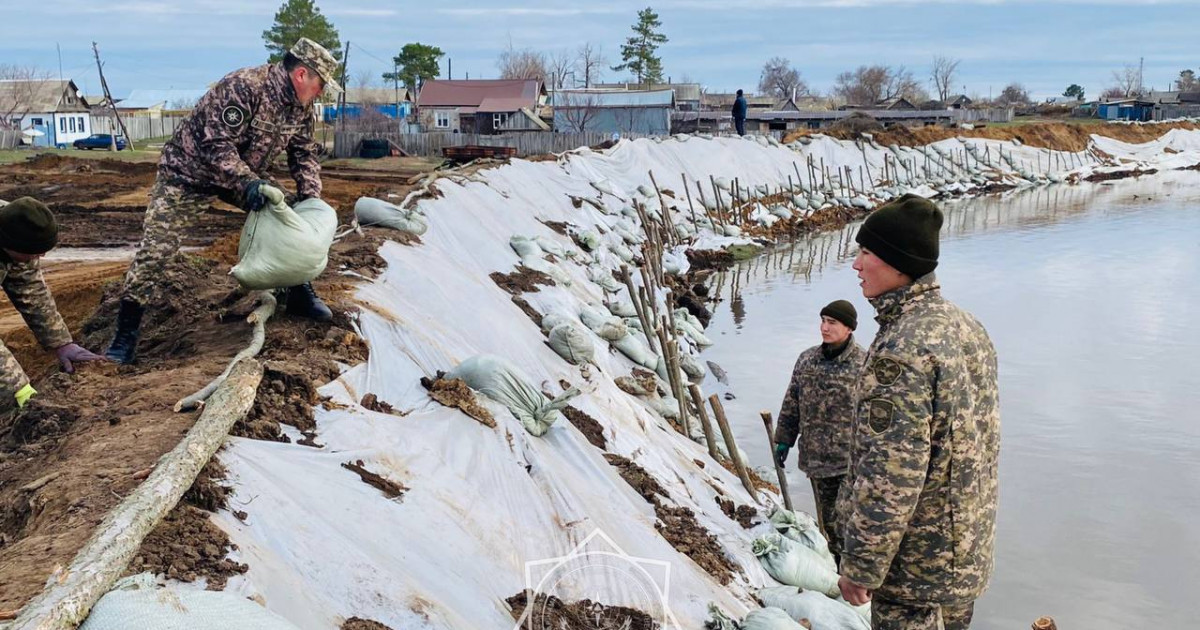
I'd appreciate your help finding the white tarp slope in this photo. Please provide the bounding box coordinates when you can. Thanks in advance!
[200,130,1200,629]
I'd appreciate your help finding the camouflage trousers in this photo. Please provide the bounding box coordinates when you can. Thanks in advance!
[121,177,215,305]
[871,597,975,630]
[811,474,845,566]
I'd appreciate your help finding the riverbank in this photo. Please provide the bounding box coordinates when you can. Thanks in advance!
[2,122,1199,627]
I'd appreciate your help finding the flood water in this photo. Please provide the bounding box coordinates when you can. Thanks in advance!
[700,171,1200,629]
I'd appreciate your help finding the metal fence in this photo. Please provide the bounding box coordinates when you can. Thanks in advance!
[950,108,1015,123]
[92,115,188,142]
[333,131,653,159]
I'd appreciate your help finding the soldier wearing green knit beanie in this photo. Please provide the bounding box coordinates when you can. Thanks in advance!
[0,198,106,413]
[839,194,1000,630]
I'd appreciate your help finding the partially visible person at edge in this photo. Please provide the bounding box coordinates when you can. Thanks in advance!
[104,37,343,365]
[0,198,106,411]
[838,194,1000,630]
[773,299,865,567]
[732,89,748,136]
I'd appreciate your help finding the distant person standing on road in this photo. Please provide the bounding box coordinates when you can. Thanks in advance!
[838,194,1000,630]
[773,299,865,566]
[732,89,748,136]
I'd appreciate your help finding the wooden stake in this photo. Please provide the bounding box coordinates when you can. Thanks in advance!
[1031,617,1057,630]
[648,170,675,246]
[680,173,699,230]
[759,411,793,511]
[688,384,720,460]
[708,394,759,501]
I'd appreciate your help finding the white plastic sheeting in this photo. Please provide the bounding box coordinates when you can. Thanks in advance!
[80,574,300,630]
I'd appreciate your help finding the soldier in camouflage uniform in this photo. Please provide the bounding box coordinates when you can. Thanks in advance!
[773,299,865,565]
[105,38,343,364]
[0,198,106,411]
[838,194,1000,630]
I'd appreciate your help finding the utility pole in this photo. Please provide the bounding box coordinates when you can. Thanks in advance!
[92,42,131,151]
[337,41,350,134]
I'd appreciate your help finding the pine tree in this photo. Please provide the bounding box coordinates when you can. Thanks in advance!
[382,43,444,95]
[612,7,668,86]
[262,0,342,74]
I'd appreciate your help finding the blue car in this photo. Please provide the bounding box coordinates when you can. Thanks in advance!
[73,134,128,150]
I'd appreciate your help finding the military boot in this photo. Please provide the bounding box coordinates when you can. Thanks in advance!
[105,298,145,364]
[285,282,333,321]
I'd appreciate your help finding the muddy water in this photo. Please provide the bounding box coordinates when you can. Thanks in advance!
[700,171,1200,630]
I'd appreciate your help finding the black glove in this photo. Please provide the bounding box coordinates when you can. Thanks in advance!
[773,443,790,468]
[242,179,273,213]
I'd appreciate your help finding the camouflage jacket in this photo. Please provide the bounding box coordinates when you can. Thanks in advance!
[159,63,321,202]
[774,337,865,478]
[840,274,1000,606]
[0,254,72,397]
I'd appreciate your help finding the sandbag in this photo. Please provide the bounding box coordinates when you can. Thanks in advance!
[757,587,870,630]
[741,607,808,630]
[231,187,337,290]
[576,230,602,251]
[768,507,836,569]
[548,323,595,365]
[752,533,840,597]
[679,351,707,379]
[604,300,638,318]
[611,332,658,369]
[353,197,428,235]
[521,255,572,286]
[607,242,635,263]
[539,311,574,334]
[706,605,739,630]
[510,235,544,258]
[80,574,300,630]
[587,265,625,293]
[446,354,579,436]
[580,305,628,341]
[533,235,567,258]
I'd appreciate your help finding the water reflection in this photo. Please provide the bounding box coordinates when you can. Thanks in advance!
[700,171,1200,630]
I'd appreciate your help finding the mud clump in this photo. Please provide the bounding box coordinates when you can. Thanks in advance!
[686,248,735,271]
[563,406,606,450]
[420,373,496,428]
[511,296,543,328]
[490,266,556,294]
[183,459,232,514]
[236,362,319,442]
[717,497,759,529]
[341,460,408,499]
[507,591,660,630]
[361,393,405,417]
[1,401,80,449]
[655,504,737,585]
[604,454,669,503]
[128,505,248,589]
[541,219,570,235]
[342,619,394,630]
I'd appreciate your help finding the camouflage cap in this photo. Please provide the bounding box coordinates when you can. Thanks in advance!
[290,37,342,93]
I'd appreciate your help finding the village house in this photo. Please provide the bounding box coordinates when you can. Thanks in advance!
[116,89,208,117]
[593,82,701,111]
[415,79,545,134]
[0,78,91,147]
[322,87,413,124]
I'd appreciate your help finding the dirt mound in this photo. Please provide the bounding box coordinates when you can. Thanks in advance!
[786,120,1200,153]
[507,591,659,630]
[127,505,248,589]
[420,373,496,428]
[490,266,556,294]
[654,504,737,585]
[716,497,758,529]
[563,406,606,450]
[342,619,394,630]
[604,454,670,503]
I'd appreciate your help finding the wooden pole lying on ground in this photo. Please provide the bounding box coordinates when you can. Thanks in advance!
[708,394,759,502]
[175,293,275,411]
[688,384,720,460]
[7,359,265,630]
[759,410,793,511]
[1031,617,1057,630]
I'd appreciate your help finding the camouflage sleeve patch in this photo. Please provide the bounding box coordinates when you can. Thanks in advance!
[866,398,895,434]
[872,357,903,386]
[220,104,247,128]
[193,75,259,193]
[2,261,72,350]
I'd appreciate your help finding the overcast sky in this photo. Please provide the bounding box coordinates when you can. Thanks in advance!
[4,0,1195,101]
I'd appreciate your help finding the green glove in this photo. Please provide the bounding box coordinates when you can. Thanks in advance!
[15,383,36,409]
[773,443,790,468]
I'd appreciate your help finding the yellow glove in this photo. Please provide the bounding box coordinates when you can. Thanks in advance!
[15,383,36,408]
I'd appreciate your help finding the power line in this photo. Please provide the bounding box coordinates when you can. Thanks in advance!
[350,42,391,66]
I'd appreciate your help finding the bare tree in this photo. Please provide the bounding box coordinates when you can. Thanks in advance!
[167,96,199,110]
[498,41,548,82]
[930,55,961,102]
[996,82,1030,105]
[576,42,607,88]
[546,49,575,89]
[758,57,809,101]
[557,91,603,132]
[353,69,375,91]
[1101,86,1127,100]
[834,65,923,106]
[0,64,53,130]
[1111,63,1144,97]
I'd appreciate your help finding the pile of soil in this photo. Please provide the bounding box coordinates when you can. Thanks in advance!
[507,591,659,630]
[716,497,758,529]
[563,406,607,450]
[490,266,556,294]
[786,120,1200,153]
[341,618,394,630]
[603,454,670,503]
[420,372,496,428]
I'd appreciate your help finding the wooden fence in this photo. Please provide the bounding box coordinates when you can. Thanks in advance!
[333,131,653,159]
[0,130,20,149]
[950,108,1014,123]
[92,115,188,142]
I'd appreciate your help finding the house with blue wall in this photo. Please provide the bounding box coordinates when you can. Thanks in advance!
[1097,98,1154,121]
[552,89,675,135]
[0,78,91,147]
[322,87,412,124]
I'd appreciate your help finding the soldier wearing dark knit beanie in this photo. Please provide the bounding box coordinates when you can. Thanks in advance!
[0,197,59,255]
[855,193,942,279]
[820,299,857,330]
